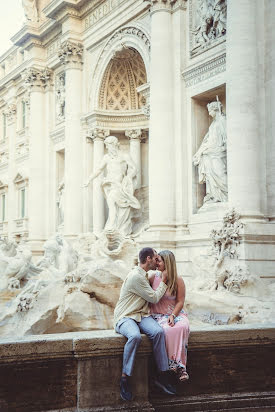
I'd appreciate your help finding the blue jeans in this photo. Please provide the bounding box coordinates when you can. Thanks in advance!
[116,316,169,376]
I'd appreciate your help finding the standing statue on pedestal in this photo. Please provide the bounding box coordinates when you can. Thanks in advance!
[84,135,140,237]
[193,97,227,205]
[22,0,38,22]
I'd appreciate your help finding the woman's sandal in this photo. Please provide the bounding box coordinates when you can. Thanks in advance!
[178,369,189,382]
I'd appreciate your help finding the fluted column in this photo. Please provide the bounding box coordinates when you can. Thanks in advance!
[125,129,142,189]
[23,67,52,243]
[147,0,175,230]
[227,0,264,218]
[58,41,83,238]
[90,128,109,236]
[6,103,17,239]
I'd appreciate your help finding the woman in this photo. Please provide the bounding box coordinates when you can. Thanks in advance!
[149,250,190,381]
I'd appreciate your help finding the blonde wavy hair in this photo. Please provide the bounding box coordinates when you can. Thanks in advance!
[159,250,178,296]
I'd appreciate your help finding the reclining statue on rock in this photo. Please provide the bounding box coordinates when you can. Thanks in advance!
[37,233,78,275]
[0,242,42,290]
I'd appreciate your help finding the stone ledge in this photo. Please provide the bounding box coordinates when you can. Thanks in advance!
[0,323,275,363]
[0,324,274,411]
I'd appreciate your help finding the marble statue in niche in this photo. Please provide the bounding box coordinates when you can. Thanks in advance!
[193,97,227,206]
[56,74,65,121]
[192,0,227,54]
[85,135,140,237]
[22,0,38,22]
[57,180,64,226]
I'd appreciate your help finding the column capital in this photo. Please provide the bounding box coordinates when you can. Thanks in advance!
[23,67,53,92]
[87,128,109,142]
[144,0,186,13]
[58,41,83,68]
[125,129,143,141]
[4,103,17,125]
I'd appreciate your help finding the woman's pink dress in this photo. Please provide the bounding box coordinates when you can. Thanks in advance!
[150,272,190,371]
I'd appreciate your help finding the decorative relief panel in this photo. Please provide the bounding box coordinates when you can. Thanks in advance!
[50,127,65,145]
[16,141,29,162]
[56,73,65,122]
[189,0,227,57]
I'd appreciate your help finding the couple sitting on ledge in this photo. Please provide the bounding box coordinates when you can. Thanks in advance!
[114,247,190,401]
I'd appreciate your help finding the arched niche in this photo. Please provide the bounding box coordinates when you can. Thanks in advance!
[89,24,150,111]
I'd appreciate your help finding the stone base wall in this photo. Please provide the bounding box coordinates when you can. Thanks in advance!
[0,325,274,412]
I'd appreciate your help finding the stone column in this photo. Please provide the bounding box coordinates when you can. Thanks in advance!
[58,41,83,238]
[227,0,264,218]
[23,67,52,245]
[125,129,142,189]
[147,0,175,231]
[6,103,17,239]
[265,0,275,219]
[89,128,109,236]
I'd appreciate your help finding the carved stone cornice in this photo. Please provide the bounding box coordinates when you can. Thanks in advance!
[4,104,17,124]
[144,0,186,13]
[23,67,53,92]
[125,129,142,141]
[87,128,109,143]
[182,53,226,87]
[58,41,83,68]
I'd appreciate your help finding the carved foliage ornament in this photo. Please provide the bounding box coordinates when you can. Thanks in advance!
[23,67,52,89]
[58,41,83,65]
[125,129,142,140]
[4,104,17,123]
[88,128,110,141]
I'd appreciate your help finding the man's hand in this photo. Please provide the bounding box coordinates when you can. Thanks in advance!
[161,270,168,284]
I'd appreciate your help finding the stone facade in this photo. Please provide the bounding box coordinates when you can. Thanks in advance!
[0,0,274,282]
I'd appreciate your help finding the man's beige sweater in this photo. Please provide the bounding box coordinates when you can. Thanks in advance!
[113,265,167,327]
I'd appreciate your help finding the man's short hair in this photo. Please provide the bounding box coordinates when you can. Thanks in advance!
[139,247,155,264]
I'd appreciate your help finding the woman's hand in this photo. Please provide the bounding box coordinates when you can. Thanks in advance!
[167,314,175,327]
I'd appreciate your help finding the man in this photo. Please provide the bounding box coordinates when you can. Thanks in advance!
[114,247,176,401]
